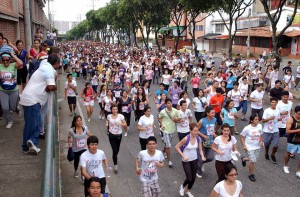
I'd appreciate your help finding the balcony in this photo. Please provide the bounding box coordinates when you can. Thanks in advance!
[236,17,270,30]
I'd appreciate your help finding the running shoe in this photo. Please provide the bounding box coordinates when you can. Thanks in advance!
[271,154,277,164]
[27,140,40,155]
[186,191,194,197]
[283,166,290,174]
[114,165,118,172]
[124,132,128,137]
[296,171,300,178]
[196,171,202,178]
[168,161,173,168]
[74,171,79,178]
[248,174,256,182]
[201,165,205,172]
[70,112,73,116]
[241,156,246,167]
[101,116,105,120]
[6,122,13,129]
[179,185,185,196]
[88,118,91,122]
[264,154,270,161]
[290,154,295,158]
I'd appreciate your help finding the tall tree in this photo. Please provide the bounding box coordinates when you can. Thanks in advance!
[169,0,186,53]
[217,0,254,57]
[260,0,299,67]
[181,0,217,56]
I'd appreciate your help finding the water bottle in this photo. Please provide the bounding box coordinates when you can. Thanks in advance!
[107,165,112,178]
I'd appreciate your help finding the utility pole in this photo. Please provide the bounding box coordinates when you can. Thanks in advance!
[24,0,32,49]
[247,8,251,58]
[48,0,51,31]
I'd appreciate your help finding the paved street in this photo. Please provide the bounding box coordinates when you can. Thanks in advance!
[59,57,300,197]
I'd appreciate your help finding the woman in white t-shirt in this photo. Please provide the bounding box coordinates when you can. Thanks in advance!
[106,104,127,172]
[283,70,295,89]
[161,69,171,90]
[211,123,239,182]
[68,115,92,177]
[96,85,107,120]
[102,89,116,119]
[137,106,155,150]
[211,164,243,197]
[177,91,191,110]
[125,69,132,90]
[192,89,207,122]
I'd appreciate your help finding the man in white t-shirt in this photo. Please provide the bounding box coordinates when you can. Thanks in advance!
[177,100,192,141]
[249,84,264,120]
[262,98,281,164]
[80,136,108,196]
[227,82,243,109]
[136,136,165,197]
[276,91,293,137]
[64,73,77,116]
[20,54,59,155]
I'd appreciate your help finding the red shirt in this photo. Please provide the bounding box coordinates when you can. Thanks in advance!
[209,94,224,113]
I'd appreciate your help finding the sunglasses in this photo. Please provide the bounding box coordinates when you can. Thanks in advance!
[227,173,238,177]
[2,59,10,62]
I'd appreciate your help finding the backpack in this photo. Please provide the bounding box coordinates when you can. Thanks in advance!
[180,134,201,152]
[28,59,42,78]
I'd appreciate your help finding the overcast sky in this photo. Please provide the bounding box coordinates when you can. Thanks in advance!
[45,0,110,22]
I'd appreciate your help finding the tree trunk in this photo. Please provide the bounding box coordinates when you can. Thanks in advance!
[133,32,138,47]
[191,21,197,56]
[155,28,160,50]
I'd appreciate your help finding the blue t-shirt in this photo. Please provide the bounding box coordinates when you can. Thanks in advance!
[221,108,237,127]
[155,89,168,102]
[226,76,236,88]
[200,117,216,144]
[17,49,27,67]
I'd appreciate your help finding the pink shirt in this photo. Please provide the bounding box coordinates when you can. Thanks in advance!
[191,78,200,88]
[145,70,154,80]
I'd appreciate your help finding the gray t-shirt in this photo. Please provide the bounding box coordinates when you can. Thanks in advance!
[69,126,88,152]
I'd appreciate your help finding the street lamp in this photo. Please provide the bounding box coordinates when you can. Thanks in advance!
[247,8,251,58]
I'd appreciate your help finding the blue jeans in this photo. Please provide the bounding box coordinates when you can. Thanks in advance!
[22,103,41,151]
[236,100,248,114]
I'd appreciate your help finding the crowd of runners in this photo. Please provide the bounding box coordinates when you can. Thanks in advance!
[0,34,300,197]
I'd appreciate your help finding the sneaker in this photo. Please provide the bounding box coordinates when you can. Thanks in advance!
[241,118,247,121]
[248,174,256,182]
[6,122,13,129]
[23,150,29,154]
[168,161,173,168]
[17,110,22,118]
[196,171,202,178]
[27,140,40,155]
[39,134,45,139]
[179,185,185,196]
[73,112,77,116]
[201,165,205,172]
[88,118,91,122]
[271,154,277,164]
[264,154,270,161]
[186,191,194,197]
[296,171,300,178]
[101,116,105,120]
[235,132,239,135]
[124,132,128,137]
[70,112,73,116]
[283,166,290,174]
[290,154,295,158]
[114,165,118,172]
[98,116,101,119]
[241,156,246,167]
[74,171,79,178]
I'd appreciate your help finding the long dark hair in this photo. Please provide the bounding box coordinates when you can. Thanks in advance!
[249,114,258,124]
[99,84,106,93]
[217,163,238,183]
[71,115,82,128]
[83,82,90,95]
[203,106,214,118]
[137,87,146,101]
[221,123,231,142]
[223,99,233,113]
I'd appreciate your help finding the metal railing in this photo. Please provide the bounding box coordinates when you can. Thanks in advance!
[41,92,58,197]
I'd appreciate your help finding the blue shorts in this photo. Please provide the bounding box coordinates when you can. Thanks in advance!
[287,143,300,154]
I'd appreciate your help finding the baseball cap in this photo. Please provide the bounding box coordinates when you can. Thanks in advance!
[42,39,54,47]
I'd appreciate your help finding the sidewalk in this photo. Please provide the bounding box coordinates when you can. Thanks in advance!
[0,113,44,197]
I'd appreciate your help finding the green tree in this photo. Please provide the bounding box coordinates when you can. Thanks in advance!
[260,0,299,67]
[181,0,217,55]
[217,0,254,57]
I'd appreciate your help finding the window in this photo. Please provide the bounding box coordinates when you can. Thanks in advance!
[215,24,224,33]
[199,25,204,31]
[195,25,198,31]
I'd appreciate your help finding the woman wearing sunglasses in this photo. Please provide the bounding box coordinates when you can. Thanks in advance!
[0,52,23,128]
[210,163,243,197]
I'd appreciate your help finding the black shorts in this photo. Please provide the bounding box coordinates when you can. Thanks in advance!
[215,112,223,125]
[17,67,28,85]
[67,96,76,105]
